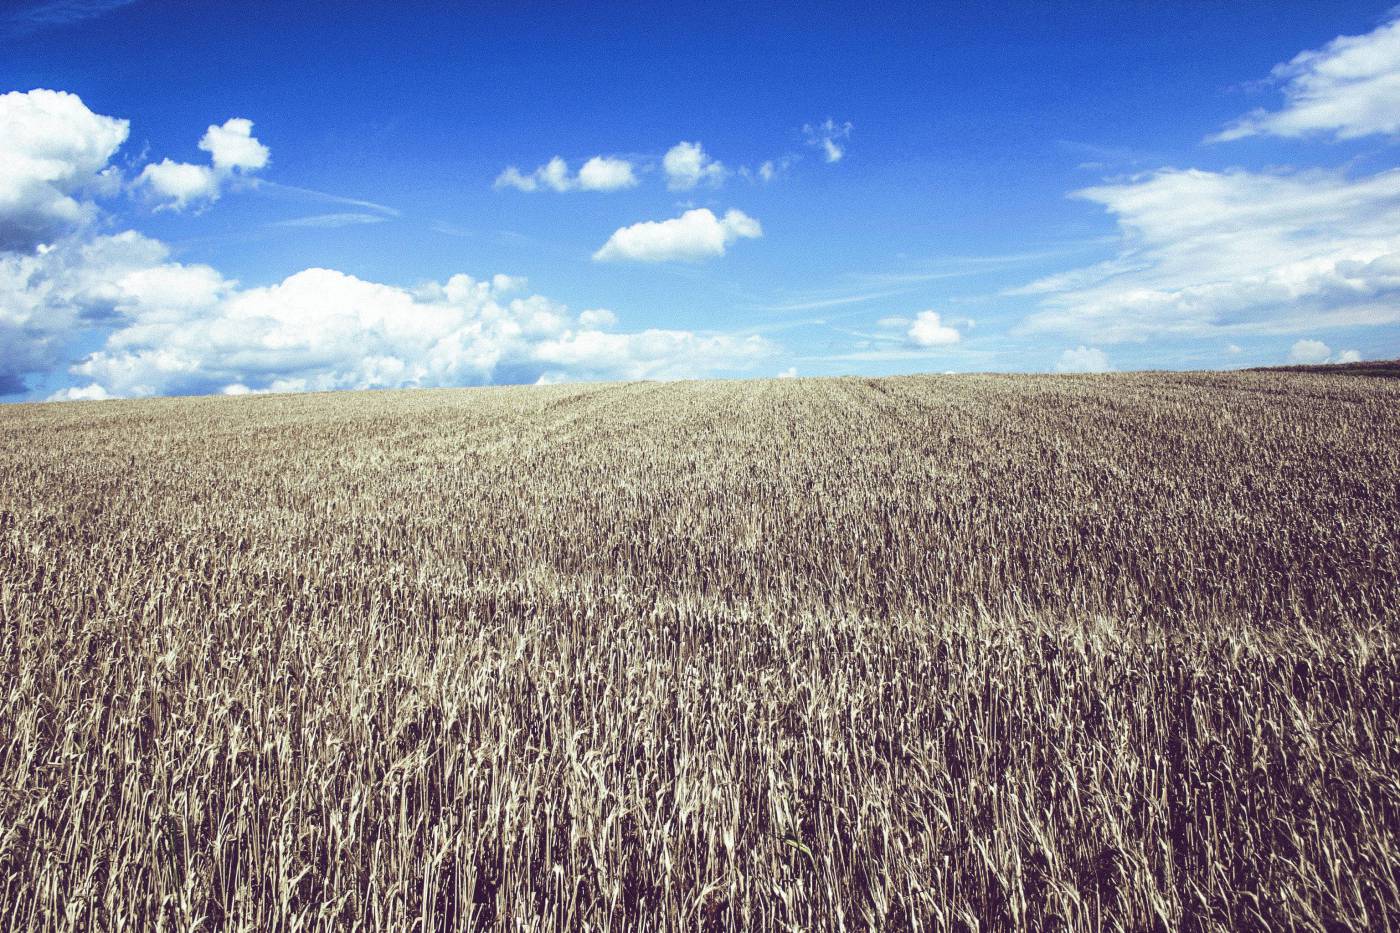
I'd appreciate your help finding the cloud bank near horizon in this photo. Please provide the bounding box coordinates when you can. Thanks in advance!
[1,90,776,400]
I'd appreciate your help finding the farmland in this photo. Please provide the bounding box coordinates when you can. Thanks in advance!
[1,371,1398,931]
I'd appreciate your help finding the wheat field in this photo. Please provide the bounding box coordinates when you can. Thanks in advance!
[1,371,1397,931]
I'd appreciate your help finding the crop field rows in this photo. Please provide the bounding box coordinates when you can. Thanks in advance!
[1,371,1398,930]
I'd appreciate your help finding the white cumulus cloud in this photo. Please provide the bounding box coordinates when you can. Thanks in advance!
[494,165,544,192]
[0,88,129,250]
[494,155,638,192]
[137,117,269,210]
[199,117,270,172]
[1056,346,1113,373]
[51,264,775,397]
[576,156,638,191]
[0,229,173,393]
[1289,339,1331,364]
[4,219,775,399]
[46,382,113,402]
[531,329,771,383]
[577,308,617,329]
[137,159,219,210]
[662,141,727,190]
[593,208,761,262]
[1212,12,1400,142]
[1288,339,1363,365]
[906,310,961,347]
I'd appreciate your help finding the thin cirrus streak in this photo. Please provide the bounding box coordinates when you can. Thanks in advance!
[4,0,138,34]
[267,212,391,229]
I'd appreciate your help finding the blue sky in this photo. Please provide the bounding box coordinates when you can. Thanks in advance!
[3,1,1399,400]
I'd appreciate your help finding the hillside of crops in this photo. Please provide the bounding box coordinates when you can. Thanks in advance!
[1252,358,1400,379]
[2,371,1398,931]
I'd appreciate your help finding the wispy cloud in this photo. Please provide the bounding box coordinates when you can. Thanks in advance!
[245,179,400,217]
[748,289,912,313]
[431,221,474,238]
[800,348,976,364]
[269,212,390,229]
[1055,346,1113,373]
[5,0,138,35]
[834,242,1119,293]
[1209,10,1400,142]
[1056,139,1161,171]
[747,154,798,184]
[1019,166,1400,342]
[803,119,853,163]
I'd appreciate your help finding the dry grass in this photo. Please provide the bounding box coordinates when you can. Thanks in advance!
[1,371,1398,931]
